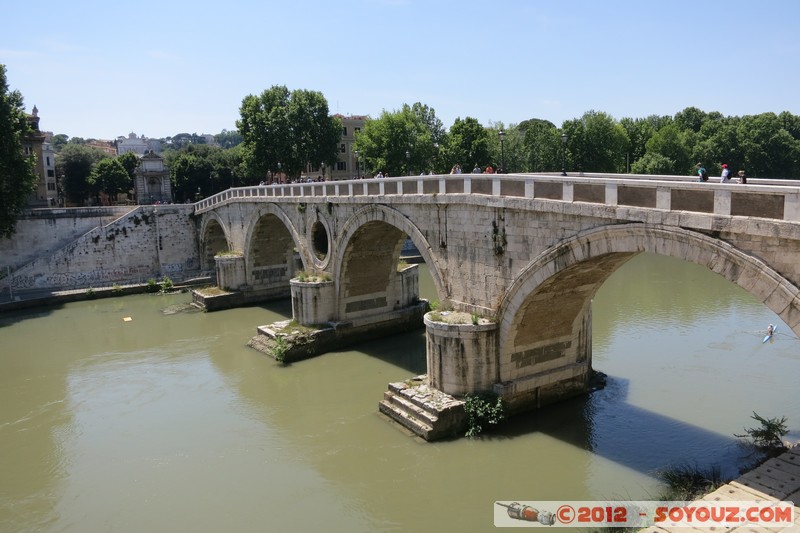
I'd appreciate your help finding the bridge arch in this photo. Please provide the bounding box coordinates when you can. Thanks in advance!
[497,223,800,385]
[198,212,231,271]
[333,204,444,317]
[242,204,309,290]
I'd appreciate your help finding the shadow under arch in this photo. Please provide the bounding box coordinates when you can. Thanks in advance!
[332,204,445,302]
[497,223,800,368]
[198,213,231,271]
[241,204,311,276]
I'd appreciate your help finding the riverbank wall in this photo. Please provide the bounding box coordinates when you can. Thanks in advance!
[0,205,202,294]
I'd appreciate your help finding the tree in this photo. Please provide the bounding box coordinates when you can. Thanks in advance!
[237,85,340,180]
[88,158,131,203]
[443,117,490,172]
[0,65,38,238]
[561,111,630,173]
[58,144,107,205]
[117,151,140,182]
[353,103,444,176]
[215,129,242,149]
[633,123,692,175]
[522,119,560,172]
[51,133,69,153]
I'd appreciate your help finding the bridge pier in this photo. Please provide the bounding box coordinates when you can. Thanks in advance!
[496,303,594,414]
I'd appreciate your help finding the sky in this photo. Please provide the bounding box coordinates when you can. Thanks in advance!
[2,0,799,141]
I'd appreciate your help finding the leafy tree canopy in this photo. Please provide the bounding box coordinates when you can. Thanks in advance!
[237,85,340,180]
[0,64,37,238]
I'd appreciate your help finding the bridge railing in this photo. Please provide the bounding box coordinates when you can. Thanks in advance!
[194,173,800,222]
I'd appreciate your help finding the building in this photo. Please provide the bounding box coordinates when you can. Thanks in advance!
[331,115,367,180]
[134,151,171,204]
[23,106,51,207]
[86,139,118,156]
[117,132,161,155]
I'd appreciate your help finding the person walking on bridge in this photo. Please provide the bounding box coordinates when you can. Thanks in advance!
[720,164,732,183]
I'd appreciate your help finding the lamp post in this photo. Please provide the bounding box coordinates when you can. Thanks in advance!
[560,134,568,176]
[354,150,360,179]
[277,162,282,183]
[498,130,506,173]
[405,150,410,176]
[321,162,326,181]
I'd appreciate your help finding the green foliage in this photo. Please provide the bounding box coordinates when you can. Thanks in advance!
[160,276,174,292]
[471,313,479,325]
[0,65,38,238]
[89,158,131,202]
[57,143,108,205]
[735,412,789,450]
[353,102,445,175]
[112,283,122,293]
[464,393,505,437]
[657,464,723,500]
[444,117,491,171]
[271,335,289,363]
[237,85,340,180]
[146,278,159,293]
[85,287,96,299]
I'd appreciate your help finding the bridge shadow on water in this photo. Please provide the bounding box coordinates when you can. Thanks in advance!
[346,327,428,375]
[351,327,750,479]
[485,375,750,480]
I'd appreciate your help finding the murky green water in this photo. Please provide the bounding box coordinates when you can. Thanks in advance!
[1,253,797,532]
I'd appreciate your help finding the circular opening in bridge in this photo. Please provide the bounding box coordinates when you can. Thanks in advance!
[311,221,329,260]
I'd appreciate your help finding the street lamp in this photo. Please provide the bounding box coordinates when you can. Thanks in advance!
[321,162,326,181]
[560,134,568,176]
[277,162,282,183]
[405,150,410,176]
[354,150,360,179]
[498,130,506,173]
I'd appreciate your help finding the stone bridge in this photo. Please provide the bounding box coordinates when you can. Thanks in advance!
[195,173,800,434]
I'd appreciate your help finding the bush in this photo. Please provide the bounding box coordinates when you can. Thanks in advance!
[656,463,723,500]
[735,412,789,451]
[146,278,159,293]
[271,336,289,364]
[464,393,505,437]
[160,275,174,292]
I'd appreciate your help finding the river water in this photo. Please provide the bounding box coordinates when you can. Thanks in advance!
[1,253,798,532]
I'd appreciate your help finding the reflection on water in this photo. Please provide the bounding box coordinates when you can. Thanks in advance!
[0,253,798,532]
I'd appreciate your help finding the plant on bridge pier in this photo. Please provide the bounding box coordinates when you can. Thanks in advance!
[464,392,506,437]
[271,335,289,364]
[294,270,331,283]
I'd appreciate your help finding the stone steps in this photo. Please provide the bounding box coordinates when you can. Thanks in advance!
[378,376,467,441]
[378,395,435,440]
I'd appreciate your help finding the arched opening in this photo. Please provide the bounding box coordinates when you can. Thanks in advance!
[338,220,408,319]
[496,223,800,414]
[201,219,228,272]
[247,213,297,292]
[311,220,328,261]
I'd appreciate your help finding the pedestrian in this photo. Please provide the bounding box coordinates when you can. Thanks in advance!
[720,164,731,183]
[484,165,494,174]
[472,164,482,174]
[737,170,747,184]
[696,163,708,182]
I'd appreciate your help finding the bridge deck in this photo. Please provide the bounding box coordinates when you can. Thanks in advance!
[195,173,800,223]
[640,446,800,532]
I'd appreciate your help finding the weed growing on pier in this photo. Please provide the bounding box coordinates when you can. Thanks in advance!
[464,393,505,437]
[271,336,289,364]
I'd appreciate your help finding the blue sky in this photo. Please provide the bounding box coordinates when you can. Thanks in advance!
[2,0,798,140]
